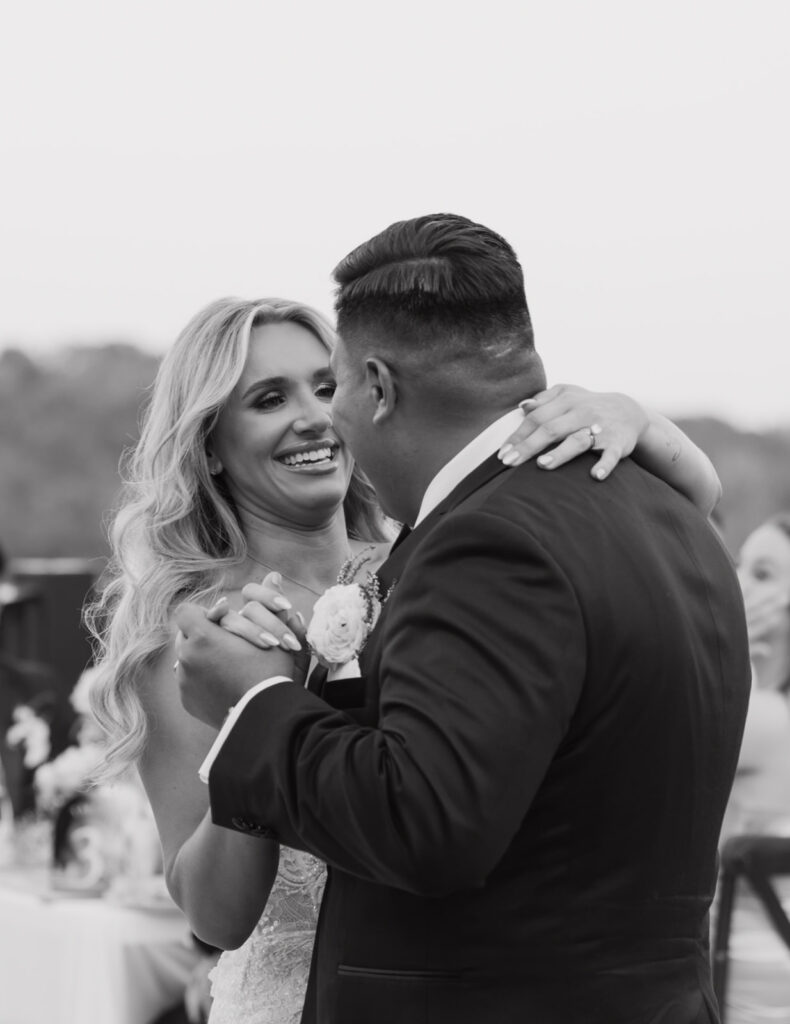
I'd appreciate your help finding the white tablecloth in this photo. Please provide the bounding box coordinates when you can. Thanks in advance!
[0,869,201,1024]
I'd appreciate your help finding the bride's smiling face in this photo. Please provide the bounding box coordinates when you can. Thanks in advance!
[209,321,353,528]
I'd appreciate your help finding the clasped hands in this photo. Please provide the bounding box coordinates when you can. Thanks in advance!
[174,574,309,729]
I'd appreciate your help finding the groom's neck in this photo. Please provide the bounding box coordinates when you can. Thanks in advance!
[394,407,507,525]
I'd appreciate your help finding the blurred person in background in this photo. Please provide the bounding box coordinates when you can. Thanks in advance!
[0,543,57,817]
[87,295,723,1024]
[726,513,790,834]
[717,512,790,1023]
[740,514,790,694]
[0,542,21,820]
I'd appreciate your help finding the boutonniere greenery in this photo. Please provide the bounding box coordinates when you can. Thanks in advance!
[306,546,393,671]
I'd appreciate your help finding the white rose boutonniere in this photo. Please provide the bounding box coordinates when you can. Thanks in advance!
[307,547,390,671]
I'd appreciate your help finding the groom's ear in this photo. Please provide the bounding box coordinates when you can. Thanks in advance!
[365,357,397,425]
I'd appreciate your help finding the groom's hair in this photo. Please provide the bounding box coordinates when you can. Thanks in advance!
[332,213,541,383]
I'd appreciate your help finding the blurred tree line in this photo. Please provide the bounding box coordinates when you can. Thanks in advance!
[1,344,789,561]
[0,345,159,560]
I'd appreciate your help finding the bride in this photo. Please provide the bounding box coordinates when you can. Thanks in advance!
[87,295,721,1023]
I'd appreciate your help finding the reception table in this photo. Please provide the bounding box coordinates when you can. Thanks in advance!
[0,867,201,1024]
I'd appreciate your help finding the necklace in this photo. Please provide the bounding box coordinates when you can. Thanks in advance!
[245,552,327,599]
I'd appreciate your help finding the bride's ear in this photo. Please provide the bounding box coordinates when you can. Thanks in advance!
[365,358,396,425]
[206,449,224,476]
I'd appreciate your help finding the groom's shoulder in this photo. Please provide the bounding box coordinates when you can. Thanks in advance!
[496,450,683,511]
[445,453,697,550]
[468,452,650,518]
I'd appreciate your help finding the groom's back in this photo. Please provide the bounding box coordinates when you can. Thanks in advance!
[507,454,745,900]
[456,462,745,1015]
[477,455,748,1002]
[324,454,749,1024]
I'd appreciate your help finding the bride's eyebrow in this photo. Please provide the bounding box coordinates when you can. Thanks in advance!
[314,367,335,382]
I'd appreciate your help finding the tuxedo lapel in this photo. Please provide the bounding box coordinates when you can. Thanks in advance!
[343,454,512,719]
[431,450,512,518]
[361,451,512,719]
[389,523,412,552]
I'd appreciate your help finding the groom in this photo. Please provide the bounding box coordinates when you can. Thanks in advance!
[176,214,750,1023]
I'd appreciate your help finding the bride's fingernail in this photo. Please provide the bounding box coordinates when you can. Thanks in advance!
[537,454,553,467]
[519,398,538,410]
[205,596,228,619]
[501,450,521,466]
[259,631,279,646]
[268,572,282,587]
[272,596,292,611]
[593,467,607,480]
[498,444,514,460]
[282,633,302,651]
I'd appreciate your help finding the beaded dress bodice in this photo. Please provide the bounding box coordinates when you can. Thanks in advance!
[208,847,326,1024]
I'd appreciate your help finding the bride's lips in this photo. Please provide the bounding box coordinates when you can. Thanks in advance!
[274,440,342,474]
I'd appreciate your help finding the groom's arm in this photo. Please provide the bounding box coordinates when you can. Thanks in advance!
[207,510,586,895]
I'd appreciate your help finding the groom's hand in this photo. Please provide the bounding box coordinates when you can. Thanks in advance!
[174,602,295,728]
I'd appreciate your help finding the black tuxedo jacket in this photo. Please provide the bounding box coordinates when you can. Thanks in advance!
[209,453,750,1024]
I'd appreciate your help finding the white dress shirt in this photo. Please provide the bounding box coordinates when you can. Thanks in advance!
[199,407,525,783]
[414,408,525,526]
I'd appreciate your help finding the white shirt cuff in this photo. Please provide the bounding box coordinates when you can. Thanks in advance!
[198,676,291,784]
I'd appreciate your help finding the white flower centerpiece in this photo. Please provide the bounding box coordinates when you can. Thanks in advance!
[6,705,51,770]
[6,666,161,894]
[307,547,389,672]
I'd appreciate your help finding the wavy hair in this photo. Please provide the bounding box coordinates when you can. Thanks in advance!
[86,297,387,779]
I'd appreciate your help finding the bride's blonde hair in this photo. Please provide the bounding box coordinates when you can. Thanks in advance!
[86,297,386,778]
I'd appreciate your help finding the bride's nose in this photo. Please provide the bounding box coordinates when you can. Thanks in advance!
[293,394,333,434]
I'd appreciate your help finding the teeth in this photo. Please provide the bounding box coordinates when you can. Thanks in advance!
[281,447,334,467]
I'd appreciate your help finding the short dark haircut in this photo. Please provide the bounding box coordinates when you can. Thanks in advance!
[333,214,536,367]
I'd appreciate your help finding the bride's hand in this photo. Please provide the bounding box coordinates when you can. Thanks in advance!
[206,574,306,653]
[206,574,310,686]
[497,384,649,480]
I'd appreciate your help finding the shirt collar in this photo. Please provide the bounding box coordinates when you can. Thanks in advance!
[413,408,525,527]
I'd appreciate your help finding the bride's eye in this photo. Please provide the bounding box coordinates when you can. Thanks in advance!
[254,390,286,411]
[315,382,336,401]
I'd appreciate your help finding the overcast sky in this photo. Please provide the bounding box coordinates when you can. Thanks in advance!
[1,1,788,427]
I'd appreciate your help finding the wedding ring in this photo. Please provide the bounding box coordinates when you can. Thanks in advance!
[588,423,603,450]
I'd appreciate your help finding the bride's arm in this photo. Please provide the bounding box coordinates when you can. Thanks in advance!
[137,637,278,950]
[496,384,721,516]
[624,411,722,515]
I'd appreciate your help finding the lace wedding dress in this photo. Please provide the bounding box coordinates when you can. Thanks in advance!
[208,847,326,1024]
